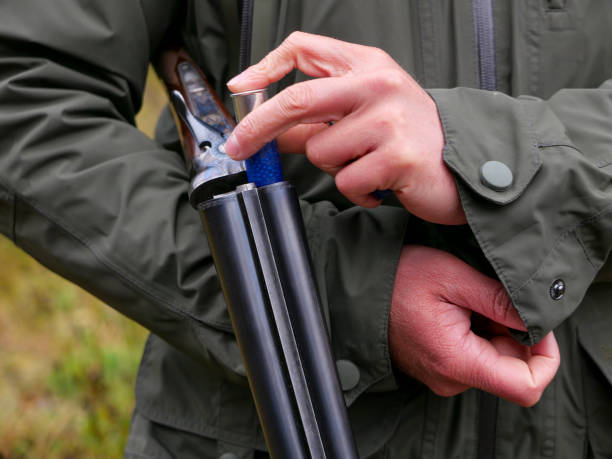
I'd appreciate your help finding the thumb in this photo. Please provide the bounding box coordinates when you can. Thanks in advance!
[453,330,560,406]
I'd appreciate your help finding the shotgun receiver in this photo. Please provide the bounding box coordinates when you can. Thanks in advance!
[156,47,247,204]
[155,47,358,459]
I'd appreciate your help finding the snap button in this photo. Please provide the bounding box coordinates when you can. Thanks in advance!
[219,453,238,459]
[480,161,513,191]
[336,359,360,391]
[550,279,565,300]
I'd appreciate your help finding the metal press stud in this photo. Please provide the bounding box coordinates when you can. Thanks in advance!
[550,279,565,300]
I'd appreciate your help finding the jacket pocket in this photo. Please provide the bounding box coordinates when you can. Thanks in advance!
[538,0,612,97]
[125,408,257,459]
[545,0,573,31]
[0,186,15,241]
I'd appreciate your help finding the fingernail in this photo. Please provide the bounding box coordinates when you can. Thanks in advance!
[225,133,241,159]
[227,72,247,88]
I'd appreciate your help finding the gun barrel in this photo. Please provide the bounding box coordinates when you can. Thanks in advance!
[157,47,358,459]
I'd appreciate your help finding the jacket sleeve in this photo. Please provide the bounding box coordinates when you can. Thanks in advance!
[0,0,409,400]
[428,81,612,345]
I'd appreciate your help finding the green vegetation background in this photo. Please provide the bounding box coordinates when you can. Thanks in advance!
[0,70,168,458]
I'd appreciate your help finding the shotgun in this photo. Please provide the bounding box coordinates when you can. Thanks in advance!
[155,46,358,459]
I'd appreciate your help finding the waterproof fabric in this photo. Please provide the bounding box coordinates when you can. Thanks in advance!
[0,1,611,458]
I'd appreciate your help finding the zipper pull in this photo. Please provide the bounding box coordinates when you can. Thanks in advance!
[547,0,566,9]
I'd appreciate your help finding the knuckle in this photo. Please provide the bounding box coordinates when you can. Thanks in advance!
[237,115,258,142]
[519,385,543,407]
[280,31,309,59]
[366,46,393,64]
[378,144,416,186]
[334,171,352,195]
[253,57,275,79]
[387,144,414,169]
[429,382,463,398]
[379,68,407,90]
[264,31,307,73]
[304,137,325,168]
[335,170,363,202]
[285,30,307,47]
[491,284,513,323]
[364,68,407,95]
[279,84,311,117]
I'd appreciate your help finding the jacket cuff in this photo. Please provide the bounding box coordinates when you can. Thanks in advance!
[428,87,609,345]
[303,202,410,404]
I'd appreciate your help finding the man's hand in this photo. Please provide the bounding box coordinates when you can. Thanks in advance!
[226,32,465,225]
[226,32,561,405]
[390,245,560,406]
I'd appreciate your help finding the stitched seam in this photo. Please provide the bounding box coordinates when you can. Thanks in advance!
[437,92,542,206]
[134,334,155,405]
[136,402,266,450]
[576,325,593,458]
[574,230,596,270]
[537,142,582,154]
[536,142,610,171]
[2,177,233,333]
[455,181,531,332]
[596,158,612,168]
[542,373,557,458]
[519,98,543,189]
[378,214,411,392]
[512,203,612,296]
[17,197,186,319]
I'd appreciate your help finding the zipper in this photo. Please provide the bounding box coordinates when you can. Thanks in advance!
[473,0,497,91]
[238,0,254,72]
[238,1,502,457]
[473,3,499,456]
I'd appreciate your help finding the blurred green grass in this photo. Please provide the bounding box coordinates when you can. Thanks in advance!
[0,69,167,458]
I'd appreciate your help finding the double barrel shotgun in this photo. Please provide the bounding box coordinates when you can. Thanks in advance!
[156,44,358,459]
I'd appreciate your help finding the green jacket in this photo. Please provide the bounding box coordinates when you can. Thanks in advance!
[1,1,611,458]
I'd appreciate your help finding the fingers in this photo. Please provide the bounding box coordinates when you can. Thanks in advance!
[453,331,560,406]
[526,331,562,392]
[226,32,400,162]
[439,256,526,331]
[226,76,363,160]
[438,263,558,406]
[334,149,396,207]
[276,123,329,154]
[392,246,560,406]
[490,335,530,360]
[303,115,382,174]
[227,31,387,92]
[405,246,525,331]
